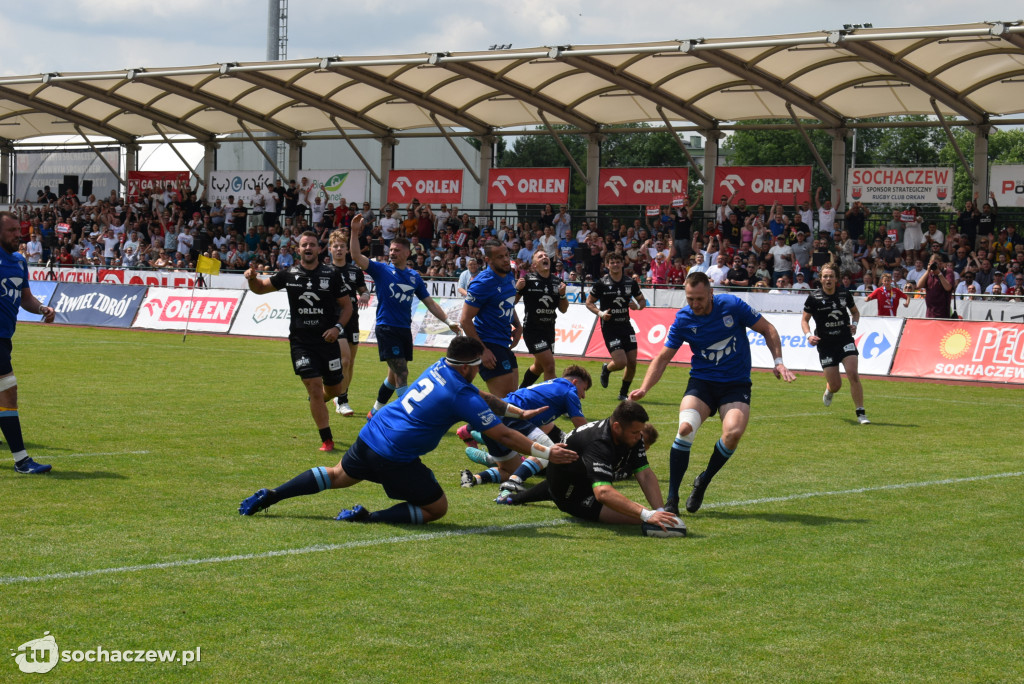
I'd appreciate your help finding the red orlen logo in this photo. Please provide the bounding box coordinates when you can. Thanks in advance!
[156,296,237,323]
[97,269,125,284]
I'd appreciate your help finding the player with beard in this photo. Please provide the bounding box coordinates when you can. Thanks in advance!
[461,240,522,397]
[801,263,869,424]
[586,252,646,400]
[328,230,370,417]
[245,231,354,451]
[349,215,460,418]
[630,272,795,515]
[517,249,568,388]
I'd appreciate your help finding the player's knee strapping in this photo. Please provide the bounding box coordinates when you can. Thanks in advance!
[525,427,553,467]
[0,375,17,392]
[677,409,702,447]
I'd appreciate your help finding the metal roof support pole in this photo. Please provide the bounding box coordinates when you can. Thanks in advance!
[931,98,975,187]
[124,144,139,177]
[1,141,13,202]
[428,113,480,185]
[202,142,218,198]
[972,124,991,202]
[478,135,494,213]
[73,125,125,187]
[586,134,602,214]
[538,110,588,184]
[657,107,705,184]
[700,130,722,213]
[830,129,847,212]
[330,116,381,185]
[379,136,394,209]
[287,141,301,184]
[786,104,834,187]
[153,124,203,191]
[236,119,290,181]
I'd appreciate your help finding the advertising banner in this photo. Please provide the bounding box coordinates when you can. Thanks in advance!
[126,171,191,203]
[28,266,96,283]
[17,282,55,323]
[890,319,1024,384]
[487,168,570,204]
[387,170,463,205]
[299,169,370,207]
[511,303,595,357]
[714,166,812,204]
[598,167,689,205]
[49,283,145,328]
[847,167,953,204]
[990,165,1024,208]
[14,148,120,203]
[229,290,290,338]
[133,288,242,333]
[208,171,277,205]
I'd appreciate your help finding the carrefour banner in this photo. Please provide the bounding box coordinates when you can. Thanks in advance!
[891,319,1024,384]
[49,283,145,328]
[847,167,953,204]
[17,282,56,322]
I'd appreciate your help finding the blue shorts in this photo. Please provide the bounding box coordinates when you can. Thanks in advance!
[340,437,444,507]
[479,342,518,381]
[480,417,537,459]
[0,338,11,376]
[684,377,752,417]
[375,324,413,362]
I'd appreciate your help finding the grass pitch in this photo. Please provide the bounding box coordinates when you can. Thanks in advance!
[2,325,1022,682]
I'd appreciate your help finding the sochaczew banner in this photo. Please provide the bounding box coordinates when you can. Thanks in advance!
[714,166,812,205]
[133,288,243,333]
[487,168,570,204]
[991,165,1024,208]
[127,171,191,203]
[890,319,1024,384]
[847,167,953,204]
[598,168,688,205]
[387,170,463,205]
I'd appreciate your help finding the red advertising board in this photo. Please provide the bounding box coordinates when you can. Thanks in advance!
[487,168,570,204]
[598,168,689,205]
[387,169,463,205]
[584,307,690,362]
[713,166,812,204]
[890,319,1024,384]
[126,171,191,203]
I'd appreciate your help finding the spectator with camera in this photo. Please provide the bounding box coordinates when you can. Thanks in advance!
[917,255,953,318]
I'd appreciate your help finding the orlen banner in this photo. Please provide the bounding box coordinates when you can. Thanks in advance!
[991,165,1024,208]
[487,168,570,204]
[714,166,812,204]
[49,283,146,328]
[134,288,242,333]
[126,171,190,203]
[847,167,953,204]
[387,170,463,205]
[598,168,688,205]
[891,320,1024,384]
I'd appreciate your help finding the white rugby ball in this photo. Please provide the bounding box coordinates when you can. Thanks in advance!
[640,520,687,537]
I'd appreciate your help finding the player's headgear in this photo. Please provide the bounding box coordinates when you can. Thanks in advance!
[446,336,484,366]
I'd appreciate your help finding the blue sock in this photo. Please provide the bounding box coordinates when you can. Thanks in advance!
[512,459,542,483]
[0,410,27,462]
[369,503,425,524]
[377,378,396,405]
[267,466,331,505]
[395,384,409,397]
[704,439,735,481]
[668,436,691,501]
[477,467,500,484]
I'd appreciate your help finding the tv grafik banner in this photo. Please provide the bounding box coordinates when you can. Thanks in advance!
[48,283,146,328]
[14,148,120,203]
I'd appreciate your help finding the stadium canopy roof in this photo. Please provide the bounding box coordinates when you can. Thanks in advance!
[1,20,1023,145]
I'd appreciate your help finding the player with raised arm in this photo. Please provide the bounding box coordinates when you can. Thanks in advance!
[238,336,577,524]
[801,263,869,424]
[349,215,460,418]
[630,272,796,515]
[586,252,646,400]
[245,231,353,451]
[517,249,569,388]
[328,230,370,417]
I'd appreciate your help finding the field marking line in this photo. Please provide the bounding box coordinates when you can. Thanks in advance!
[2,471,1021,586]
[51,450,151,458]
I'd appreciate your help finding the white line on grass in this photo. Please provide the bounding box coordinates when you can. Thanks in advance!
[2,471,1021,586]
[51,450,151,459]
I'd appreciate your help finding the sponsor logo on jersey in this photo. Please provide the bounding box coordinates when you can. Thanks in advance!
[703,335,739,365]
[389,282,416,303]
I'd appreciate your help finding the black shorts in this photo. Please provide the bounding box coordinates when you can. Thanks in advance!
[375,324,413,362]
[480,342,518,381]
[602,323,637,354]
[816,336,858,369]
[0,338,11,376]
[524,327,556,355]
[341,438,444,507]
[684,377,752,416]
[340,317,360,346]
[289,336,343,385]
[548,469,603,522]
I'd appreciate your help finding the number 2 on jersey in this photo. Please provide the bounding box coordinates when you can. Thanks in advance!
[401,378,435,413]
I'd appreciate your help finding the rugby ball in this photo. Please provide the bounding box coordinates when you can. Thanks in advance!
[641,519,687,537]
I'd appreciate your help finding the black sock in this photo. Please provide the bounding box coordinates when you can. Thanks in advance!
[520,368,540,389]
[510,479,553,504]
[338,392,348,404]
[377,380,396,405]
[619,379,632,397]
[267,466,331,505]
[0,411,27,461]
[704,439,735,482]
[368,503,424,524]
[668,437,690,501]
[319,427,333,443]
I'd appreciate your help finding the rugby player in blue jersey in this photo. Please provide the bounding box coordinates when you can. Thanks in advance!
[0,212,56,474]
[459,365,591,491]
[239,336,577,524]
[349,216,460,418]
[630,271,796,515]
[461,240,521,397]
